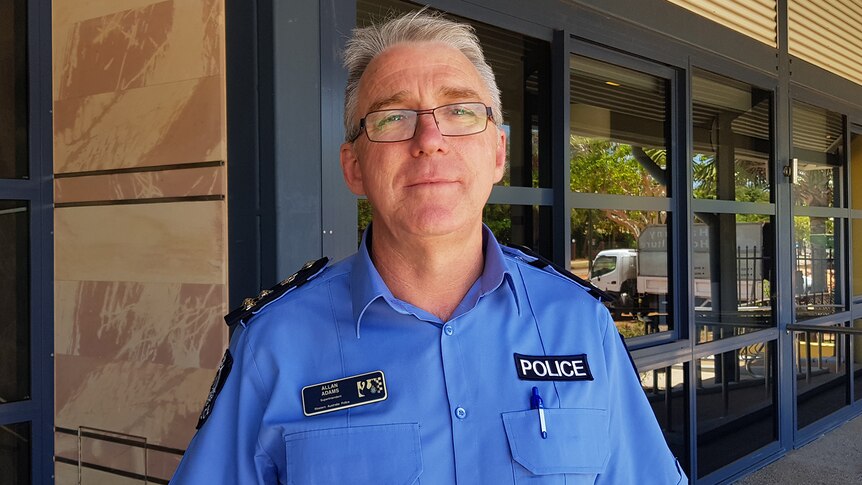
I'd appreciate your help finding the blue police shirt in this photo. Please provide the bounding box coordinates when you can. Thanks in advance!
[171,227,686,484]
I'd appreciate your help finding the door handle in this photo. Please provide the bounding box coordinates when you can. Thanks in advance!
[783,158,798,184]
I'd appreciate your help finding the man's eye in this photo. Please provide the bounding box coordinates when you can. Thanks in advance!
[376,113,407,128]
[449,106,475,117]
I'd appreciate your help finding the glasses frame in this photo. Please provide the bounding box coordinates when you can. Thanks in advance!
[350,102,494,143]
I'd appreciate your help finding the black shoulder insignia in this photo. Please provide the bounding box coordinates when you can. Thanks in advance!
[224,257,329,328]
[506,244,612,302]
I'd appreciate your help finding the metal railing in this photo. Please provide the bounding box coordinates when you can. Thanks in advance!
[55,426,184,485]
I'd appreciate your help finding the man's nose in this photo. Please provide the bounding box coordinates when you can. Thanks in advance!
[410,112,447,156]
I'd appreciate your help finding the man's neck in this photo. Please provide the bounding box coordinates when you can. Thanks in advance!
[369,224,485,322]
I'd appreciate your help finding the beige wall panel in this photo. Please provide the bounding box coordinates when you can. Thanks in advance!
[789,0,862,86]
[54,354,214,470]
[54,165,226,204]
[54,76,225,173]
[665,0,777,46]
[54,0,223,101]
[55,280,226,368]
[55,201,226,284]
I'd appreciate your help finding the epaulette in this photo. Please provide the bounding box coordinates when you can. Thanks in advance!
[505,244,613,302]
[224,257,329,328]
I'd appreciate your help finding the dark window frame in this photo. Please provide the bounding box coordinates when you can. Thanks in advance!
[0,0,54,482]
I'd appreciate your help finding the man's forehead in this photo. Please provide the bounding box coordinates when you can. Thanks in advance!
[357,42,487,111]
[366,86,484,113]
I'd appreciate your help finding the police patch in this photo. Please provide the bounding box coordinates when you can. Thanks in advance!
[514,353,594,381]
[302,371,387,417]
[196,349,233,429]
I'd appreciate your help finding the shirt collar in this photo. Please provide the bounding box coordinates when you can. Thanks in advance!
[350,224,520,338]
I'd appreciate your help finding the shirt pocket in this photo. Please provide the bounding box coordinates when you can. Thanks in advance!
[502,408,609,485]
[284,423,423,485]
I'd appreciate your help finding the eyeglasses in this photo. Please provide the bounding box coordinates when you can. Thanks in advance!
[351,102,494,143]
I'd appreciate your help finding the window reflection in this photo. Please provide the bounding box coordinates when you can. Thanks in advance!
[696,340,777,478]
[792,101,843,208]
[694,214,774,343]
[640,364,689,474]
[852,133,862,210]
[795,326,849,429]
[0,0,29,179]
[794,216,842,320]
[572,209,671,338]
[0,201,30,404]
[570,55,669,196]
[483,204,549,252]
[0,421,30,484]
[854,320,862,403]
[692,70,771,202]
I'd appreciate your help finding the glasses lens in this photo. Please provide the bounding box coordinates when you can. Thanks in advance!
[435,103,489,136]
[364,110,416,142]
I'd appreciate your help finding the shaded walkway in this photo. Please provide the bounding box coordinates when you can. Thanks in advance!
[735,414,862,484]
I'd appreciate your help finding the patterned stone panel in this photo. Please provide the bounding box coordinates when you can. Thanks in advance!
[54,0,223,100]
[53,76,225,173]
[55,201,226,284]
[54,280,226,369]
[54,164,226,204]
[54,354,215,473]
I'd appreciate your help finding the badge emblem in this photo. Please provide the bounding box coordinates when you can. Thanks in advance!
[196,349,234,429]
[301,371,387,416]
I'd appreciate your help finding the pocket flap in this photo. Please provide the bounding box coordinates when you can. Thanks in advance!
[502,408,609,475]
[285,423,422,485]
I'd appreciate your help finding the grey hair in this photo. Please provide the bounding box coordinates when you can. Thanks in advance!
[342,10,502,142]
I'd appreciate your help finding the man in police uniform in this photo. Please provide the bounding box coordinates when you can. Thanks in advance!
[172,11,686,484]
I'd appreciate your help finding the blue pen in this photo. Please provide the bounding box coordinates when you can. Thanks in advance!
[530,387,547,439]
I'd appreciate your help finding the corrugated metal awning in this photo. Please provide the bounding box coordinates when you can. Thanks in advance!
[789,0,862,86]
[666,0,777,47]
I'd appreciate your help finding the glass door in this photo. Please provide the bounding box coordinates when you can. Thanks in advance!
[789,101,852,435]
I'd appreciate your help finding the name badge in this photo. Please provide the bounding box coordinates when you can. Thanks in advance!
[301,370,387,417]
[514,353,594,381]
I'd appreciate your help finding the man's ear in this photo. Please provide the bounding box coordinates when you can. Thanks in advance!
[340,142,366,196]
[492,127,507,183]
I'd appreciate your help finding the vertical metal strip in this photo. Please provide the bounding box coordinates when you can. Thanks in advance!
[550,30,571,266]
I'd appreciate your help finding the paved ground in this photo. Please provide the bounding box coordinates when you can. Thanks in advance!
[734,414,862,484]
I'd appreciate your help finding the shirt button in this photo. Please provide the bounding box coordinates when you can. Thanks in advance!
[444,325,455,336]
[455,407,467,419]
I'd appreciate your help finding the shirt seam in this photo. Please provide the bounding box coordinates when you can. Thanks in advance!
[328,280,350,427]
[244,334,278,470]
[515,264,562,406]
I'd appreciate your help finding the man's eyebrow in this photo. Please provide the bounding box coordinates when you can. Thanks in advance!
[367,91,410,113]
[439,87,482,101]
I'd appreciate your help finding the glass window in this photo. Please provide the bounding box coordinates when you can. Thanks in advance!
[794,216,842,321]
[854,319,862,403]
[570,55,669,197]
[792,102,843,208]
[640,364,689,474]
[795,325,849,429]
[0,201,29,403]
[0,421,30,484]
[852,133,862,300]
[854,219,862,299]
[693,214,775,343]
[692,70,771,202]
[696,340,777,478]
[0,0,29,179]
[483,204,550,251]
[851,132,862,210]
[572,209,671,338]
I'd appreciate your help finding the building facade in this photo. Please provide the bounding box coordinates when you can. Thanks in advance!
[1,0,862,483]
